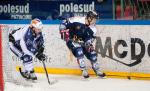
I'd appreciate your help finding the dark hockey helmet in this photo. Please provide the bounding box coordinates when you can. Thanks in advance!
[86,11,98,19]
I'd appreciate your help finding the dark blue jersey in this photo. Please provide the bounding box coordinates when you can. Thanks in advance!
[59,16,97,43]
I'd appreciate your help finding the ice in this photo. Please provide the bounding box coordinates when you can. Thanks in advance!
[4,74,150,91]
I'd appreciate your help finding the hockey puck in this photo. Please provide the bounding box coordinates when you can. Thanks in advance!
[127,76,131,80]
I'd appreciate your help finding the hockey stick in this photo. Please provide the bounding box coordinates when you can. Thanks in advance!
[41,60,51,85]
[96,51,141,67]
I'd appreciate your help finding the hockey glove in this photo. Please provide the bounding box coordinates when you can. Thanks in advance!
[86,44,95,52]
[37,46,44,54]
[84,40,95,52]
[36,53,47,61]
[9,34,15,43]
[60,29,69,41]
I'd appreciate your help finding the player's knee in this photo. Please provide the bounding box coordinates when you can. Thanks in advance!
[88,51,97,62]
[21,54,32,64]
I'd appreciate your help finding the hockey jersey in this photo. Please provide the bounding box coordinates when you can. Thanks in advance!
[60,16,97,42]
[11,26,44,56]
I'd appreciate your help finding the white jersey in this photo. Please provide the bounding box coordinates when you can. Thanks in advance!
[68,16,86,24]
[10,25,34,56]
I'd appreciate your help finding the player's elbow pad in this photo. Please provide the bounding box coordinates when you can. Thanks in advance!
[59,24,66,32]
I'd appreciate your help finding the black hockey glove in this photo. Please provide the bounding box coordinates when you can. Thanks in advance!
[36,53,47,61]
[37,46,44,54]
[9,34,15,43]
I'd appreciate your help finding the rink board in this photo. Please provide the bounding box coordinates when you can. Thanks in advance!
[1,20,150,80]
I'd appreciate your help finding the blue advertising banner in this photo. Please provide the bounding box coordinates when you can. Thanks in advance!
[0,0,112,20]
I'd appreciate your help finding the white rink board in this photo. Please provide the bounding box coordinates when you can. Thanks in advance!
[2,24,150,73]
[96,25,150,73]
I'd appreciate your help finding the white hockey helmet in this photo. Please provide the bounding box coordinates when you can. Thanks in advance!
[30,18,43,30]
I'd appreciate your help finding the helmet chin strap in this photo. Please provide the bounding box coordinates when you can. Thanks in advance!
[86,17,93,26]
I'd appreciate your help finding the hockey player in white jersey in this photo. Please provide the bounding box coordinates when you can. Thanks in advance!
[9,18,46,80]
[59,11,106,78]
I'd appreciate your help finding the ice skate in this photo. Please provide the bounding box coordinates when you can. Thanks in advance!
[19,68,37,80]
[82,69,89,79]
[94,69,106,78]
[30,70,37,80]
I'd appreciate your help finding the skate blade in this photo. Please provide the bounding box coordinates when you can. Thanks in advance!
[81,76,91,81]
[97,76,107,79]
[25,78,38,83]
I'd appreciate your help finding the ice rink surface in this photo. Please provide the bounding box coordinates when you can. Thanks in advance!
[5,74,150,91]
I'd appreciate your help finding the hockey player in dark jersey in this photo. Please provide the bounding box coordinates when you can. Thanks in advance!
[8,18,46,80]
[59,11,106,78]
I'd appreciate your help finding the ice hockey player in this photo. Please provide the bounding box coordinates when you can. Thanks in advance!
[59,11,106,78]
[8,18,46,80]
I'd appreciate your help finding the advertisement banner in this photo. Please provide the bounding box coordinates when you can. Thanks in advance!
[0,0,113,20]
